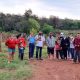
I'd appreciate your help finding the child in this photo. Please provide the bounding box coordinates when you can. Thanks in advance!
[55,39,61,59]
[18,34,26,60]
[18,41,24,60]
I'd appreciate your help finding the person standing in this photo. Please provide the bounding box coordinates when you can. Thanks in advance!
[28,32,35,59]
[60,33,69,60]
[5,34,17,63]
[73,33,80,63]
[17,34,26,60]
[35,31,45,60]
[55,38,62,59]
[46,32,55,59]
[60,33,65,59]
[69,36,75,59]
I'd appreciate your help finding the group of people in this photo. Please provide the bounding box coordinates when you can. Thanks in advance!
[5,33,26,63]
[5,31,80,64]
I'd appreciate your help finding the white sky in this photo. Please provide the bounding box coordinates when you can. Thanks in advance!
[0,0,80,20]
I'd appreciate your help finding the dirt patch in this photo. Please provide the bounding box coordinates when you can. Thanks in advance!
[28,59,80,80]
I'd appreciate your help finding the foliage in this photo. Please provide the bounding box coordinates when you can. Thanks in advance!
[0,43,32,80]
[42,23,53,34]
[0,9,80,33]
[28,18,40,33]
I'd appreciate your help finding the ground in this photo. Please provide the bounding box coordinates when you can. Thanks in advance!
[29,59,80,80]
[1,43,80,80]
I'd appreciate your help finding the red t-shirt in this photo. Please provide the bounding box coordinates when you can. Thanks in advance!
[5,38,17,49]
[74,37,80,51]
[17,37,26,48]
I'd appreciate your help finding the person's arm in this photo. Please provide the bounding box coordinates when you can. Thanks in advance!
[5,39,9,46]
[43,36,46,47]
[23,40,26,50]
[46,38,48,46]
[35,35,38,41]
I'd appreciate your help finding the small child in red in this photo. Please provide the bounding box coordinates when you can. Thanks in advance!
[17,35,26,60]
[55,39,61,59]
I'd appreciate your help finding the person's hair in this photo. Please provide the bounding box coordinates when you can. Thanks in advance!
[16,33,21,39]
[55,41,58,45]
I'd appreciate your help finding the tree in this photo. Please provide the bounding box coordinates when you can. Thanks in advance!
[28,18,40,33]
[24,9,32,20]
[0,13,5,31]
[49,16,59,28]
[15,20,30,34]
[42,23,53,34]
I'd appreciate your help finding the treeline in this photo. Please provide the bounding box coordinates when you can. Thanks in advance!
[0,9,80,34]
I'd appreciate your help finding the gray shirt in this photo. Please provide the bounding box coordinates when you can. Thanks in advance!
[46,36,55,48]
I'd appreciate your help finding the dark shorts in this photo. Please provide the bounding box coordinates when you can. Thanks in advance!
[47,47,54,54]
[8,48,15,54]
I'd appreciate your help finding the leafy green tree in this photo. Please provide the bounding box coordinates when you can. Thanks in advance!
[42,23,53,34]
[28,18,40,33]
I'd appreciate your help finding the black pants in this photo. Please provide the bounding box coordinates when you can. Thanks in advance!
[29,43,35,59]
[19,48,24,60]
[56,50,62,59]
[36,46,42,59]
[63,49,67,59]
[59,50,64,59]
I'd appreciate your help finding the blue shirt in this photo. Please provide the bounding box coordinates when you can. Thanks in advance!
[28,36,35,44]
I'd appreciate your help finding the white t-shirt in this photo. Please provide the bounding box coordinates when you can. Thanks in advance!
[70,41,74,48]
[35,35,45,47]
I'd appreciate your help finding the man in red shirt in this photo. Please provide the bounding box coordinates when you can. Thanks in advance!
[73,33,80,63]
[5,34,17,63]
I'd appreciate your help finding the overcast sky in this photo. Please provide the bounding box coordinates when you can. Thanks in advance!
[0,0,80,19]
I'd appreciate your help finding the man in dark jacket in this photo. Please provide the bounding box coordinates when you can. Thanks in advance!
[60,36,70,60]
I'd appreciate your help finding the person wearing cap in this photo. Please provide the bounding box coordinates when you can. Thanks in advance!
[46,32,55,59]
[35,31,45,60]
[28,32,35,59]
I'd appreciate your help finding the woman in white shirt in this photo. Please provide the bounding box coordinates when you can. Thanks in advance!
[69,36,75,59]
[35,31,45,60]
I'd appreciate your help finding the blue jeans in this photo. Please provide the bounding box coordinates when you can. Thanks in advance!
[69,48,74,59]
[36,46,42,59]
[73,50,80,63]
[19,48,24,60]
[67,47,70,57]
[29,43,35,59]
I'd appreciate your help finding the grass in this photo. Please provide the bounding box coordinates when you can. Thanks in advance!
[0,43,32,80]
[0,42,48,80]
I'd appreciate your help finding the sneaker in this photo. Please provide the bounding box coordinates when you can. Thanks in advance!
[39,58,43,60]
[36,58,39,60]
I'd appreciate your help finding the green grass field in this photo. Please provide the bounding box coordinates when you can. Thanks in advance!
[0,42,48,80]
[0,43,32,80]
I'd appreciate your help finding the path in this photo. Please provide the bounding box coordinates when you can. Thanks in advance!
[28,59,80,80]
